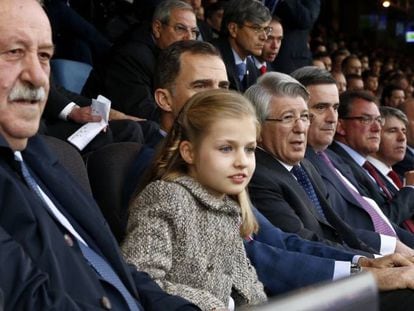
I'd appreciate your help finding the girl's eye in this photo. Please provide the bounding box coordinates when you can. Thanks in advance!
[246,146,256,153]
[219,146,232,152]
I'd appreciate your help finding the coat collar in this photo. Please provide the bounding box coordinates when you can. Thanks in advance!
[173,176,240,215]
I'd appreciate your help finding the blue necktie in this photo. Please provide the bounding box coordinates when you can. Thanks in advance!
[236,62,247,82]
[318,152,396,237]
[291,164,328,222]
[16,156,142,311]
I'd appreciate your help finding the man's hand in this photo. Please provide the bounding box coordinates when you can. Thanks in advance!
[394,240,414,257]
[109,108,145,122]
[370,266,414,291]
[359,253,414,269]
[68,106,101,124]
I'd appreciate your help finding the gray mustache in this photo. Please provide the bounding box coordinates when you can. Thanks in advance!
[8,84,46,102]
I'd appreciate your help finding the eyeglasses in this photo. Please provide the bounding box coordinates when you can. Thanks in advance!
[241,24,273,36]
[341,115,385,126]
[163,22,200,39]
[265,113,310,125]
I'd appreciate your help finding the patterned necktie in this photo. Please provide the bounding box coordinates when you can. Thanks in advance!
[363,161,393,200]
[16,157,142,311]
[291,165,328,222]
[236,62,247,82]
[260,65,267,75]
[387,169,414,233]
[318,152,396,237]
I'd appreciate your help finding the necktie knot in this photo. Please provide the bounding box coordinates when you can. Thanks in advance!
[260,65,267,75]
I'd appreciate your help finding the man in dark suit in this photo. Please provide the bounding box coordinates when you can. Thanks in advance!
[82,0,198,120]
[251,17,283,77]
[290,66,414,254]
[210,0,270,92]
[394,99,414,176]
[245,72,374,254]
[330,90,414,228]
[0,0,200,309]
[42,81,151,154]
[272,0,320,73]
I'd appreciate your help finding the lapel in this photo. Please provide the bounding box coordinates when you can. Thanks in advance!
[23,136,138,295]
[256,149,331,225]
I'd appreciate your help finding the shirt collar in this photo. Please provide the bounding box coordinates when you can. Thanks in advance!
[335,140,367,166]
[366,156,391,176]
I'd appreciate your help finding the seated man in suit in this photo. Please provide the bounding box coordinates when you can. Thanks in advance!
[245,72,375,254]
[330,90,414,228]
[210,0,271,92]
[393,98,414,176]
[366,106,414,232]
[251,16,283,76]
[290,66,414,254]
[0,0,200,309]
[82,0,198,120]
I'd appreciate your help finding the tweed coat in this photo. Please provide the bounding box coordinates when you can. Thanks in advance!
[122,176,267,310]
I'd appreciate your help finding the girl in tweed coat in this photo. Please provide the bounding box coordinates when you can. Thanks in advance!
[122,89,267,310]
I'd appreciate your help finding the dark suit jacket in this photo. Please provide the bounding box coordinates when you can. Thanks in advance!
[306,147,414,249]
[329,141,414,227]
[394,147,414,179]
[43,82,146,154]
[82,24,160,120]
[245,208,355,296]
[249,148,374,254]
[0,134,197,310]
[210,37,259,92]
[272,0,320,73]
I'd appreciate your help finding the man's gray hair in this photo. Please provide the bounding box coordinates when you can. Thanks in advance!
[153,0,194,24]
[244,72,309,124]
[380,106,408,125]
[220,0,271,37]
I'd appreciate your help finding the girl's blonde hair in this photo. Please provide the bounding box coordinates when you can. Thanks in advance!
[144,89,260,237]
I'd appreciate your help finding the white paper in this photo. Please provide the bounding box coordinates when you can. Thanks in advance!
[67,95,111,150]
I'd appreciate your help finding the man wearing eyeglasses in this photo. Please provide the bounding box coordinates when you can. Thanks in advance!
[291,66,414,256]
[330,90,414,229]
[245,72,376,255]
[210,0,271,92]
[83,0,197,120]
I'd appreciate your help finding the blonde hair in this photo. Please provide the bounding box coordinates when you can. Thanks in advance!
[145,89,260,237]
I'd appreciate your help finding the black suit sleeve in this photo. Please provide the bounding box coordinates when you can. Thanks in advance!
[129,266,201,311]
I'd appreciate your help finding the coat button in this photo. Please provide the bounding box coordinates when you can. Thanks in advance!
[100,296,112,310]
[63,234,74,247]
[207,263,214,272]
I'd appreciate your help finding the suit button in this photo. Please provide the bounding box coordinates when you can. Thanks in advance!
[207,263,214,272]
[100,296,112,310]
[63,234,74,247]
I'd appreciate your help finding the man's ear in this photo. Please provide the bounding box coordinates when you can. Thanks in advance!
[336,118,346,136]
[155,88,173,112]
[152,20,162,39]
[228,22,238,39]
[179,140,195,164]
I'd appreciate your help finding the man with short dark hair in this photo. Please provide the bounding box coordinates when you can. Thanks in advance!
[83,0,197,120]
[381,84,406,108]
[291,66,414,254]
[211,0,271,91]
[330,90,414,229]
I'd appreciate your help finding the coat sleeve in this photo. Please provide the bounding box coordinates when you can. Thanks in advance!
[122,183,226,310]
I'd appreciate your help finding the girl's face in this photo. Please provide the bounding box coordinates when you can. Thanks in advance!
[182,116,257,198]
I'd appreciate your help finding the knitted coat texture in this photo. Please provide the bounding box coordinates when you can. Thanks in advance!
[122,176,266,310]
